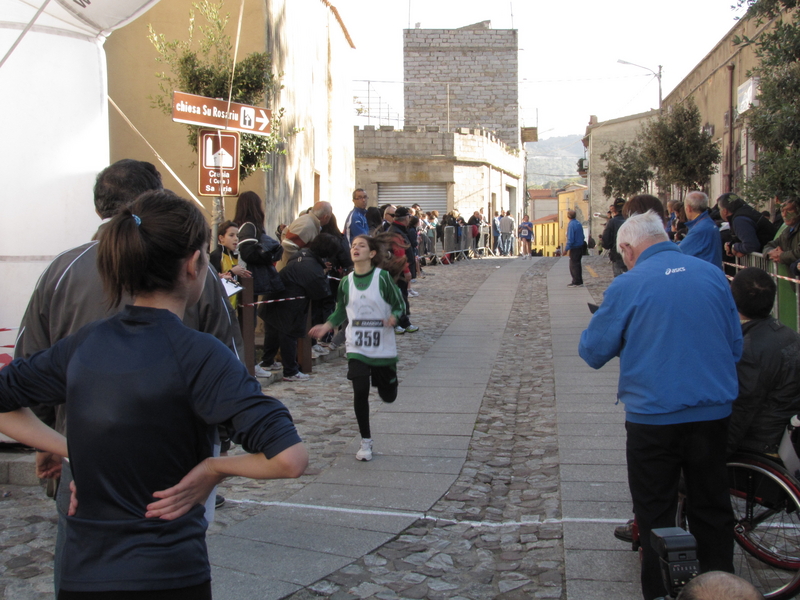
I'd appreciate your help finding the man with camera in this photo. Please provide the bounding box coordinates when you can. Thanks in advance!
[579,211,742,600]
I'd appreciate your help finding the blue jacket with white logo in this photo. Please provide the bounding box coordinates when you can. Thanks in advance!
[679,210,722,269]
[344,206,369,245]
[579,241,742,425]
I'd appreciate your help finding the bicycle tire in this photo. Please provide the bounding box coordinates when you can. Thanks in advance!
[728,455,800,599]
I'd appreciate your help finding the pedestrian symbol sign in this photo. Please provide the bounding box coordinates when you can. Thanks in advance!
[198,129,240,197]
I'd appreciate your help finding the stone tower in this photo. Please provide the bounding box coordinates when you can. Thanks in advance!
[403,21,520,149]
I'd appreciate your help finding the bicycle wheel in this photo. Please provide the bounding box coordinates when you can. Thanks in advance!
[728,455,800,599]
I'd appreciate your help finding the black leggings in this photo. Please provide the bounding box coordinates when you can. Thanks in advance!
[352,375,373,439]
[348,359,398,439]
[58,581,212,600]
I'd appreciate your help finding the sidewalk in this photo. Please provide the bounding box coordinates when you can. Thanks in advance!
[548,259,639,599]
[207,258,535,599]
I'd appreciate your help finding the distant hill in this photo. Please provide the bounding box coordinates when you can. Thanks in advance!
[525,135,585,187]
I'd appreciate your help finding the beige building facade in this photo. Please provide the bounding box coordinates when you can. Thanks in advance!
[557,184,589,250]
[105,0,356,234]
[582,110,657,239]
[355,126,523,218]
[662,13,771,202]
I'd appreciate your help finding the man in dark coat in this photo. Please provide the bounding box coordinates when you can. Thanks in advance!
[601,198,627,276]
[718,193,777,258]
[259,234,337,381]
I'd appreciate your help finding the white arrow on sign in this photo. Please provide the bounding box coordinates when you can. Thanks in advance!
[256,109,271,131]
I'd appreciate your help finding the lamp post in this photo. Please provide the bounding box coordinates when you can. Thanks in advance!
[618,59,662,114]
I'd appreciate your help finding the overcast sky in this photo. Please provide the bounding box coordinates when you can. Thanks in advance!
[334,0,747,140]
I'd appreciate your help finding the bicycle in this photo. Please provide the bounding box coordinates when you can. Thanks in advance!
[627,419,800,599]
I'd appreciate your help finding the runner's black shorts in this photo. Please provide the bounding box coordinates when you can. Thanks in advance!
[347,359,397,390]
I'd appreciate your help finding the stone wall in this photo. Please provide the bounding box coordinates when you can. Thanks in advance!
[403,25,520,149]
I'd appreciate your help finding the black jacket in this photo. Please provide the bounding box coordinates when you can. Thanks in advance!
[601,214,626,261]
[728,316,800,455]
[209,246,236,275]
[729,203,777,254]
[258,249,331,337]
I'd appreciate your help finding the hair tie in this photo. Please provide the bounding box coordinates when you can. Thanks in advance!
[132,214,141,227]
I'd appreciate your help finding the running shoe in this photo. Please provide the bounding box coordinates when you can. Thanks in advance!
[283,372,310,382]
[356,438,373,461]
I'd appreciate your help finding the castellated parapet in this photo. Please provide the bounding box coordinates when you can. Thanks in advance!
[355,125,522,178]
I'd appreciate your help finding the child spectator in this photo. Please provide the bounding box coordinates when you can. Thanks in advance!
[209,220,251,309]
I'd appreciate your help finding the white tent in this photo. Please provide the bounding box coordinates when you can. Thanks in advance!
[0,0,161,336]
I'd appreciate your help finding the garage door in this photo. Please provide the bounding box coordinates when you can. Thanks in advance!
[377,183,448,215]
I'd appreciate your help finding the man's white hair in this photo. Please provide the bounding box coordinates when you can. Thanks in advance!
[684,191,709,212]
[617,210,668,253]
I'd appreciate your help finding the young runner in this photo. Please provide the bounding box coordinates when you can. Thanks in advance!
[309,235,405,461]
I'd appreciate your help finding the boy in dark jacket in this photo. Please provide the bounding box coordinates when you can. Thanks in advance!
[728,267,800,455]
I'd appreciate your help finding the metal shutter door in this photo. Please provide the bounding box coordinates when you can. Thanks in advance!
[377,183,448,214]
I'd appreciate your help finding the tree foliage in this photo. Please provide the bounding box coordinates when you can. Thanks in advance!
[734,0,800,202]
[639,98,721,193]
[148,0,290,179]
[599,141,652,198]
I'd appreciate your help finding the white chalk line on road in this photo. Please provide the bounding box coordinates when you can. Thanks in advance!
[227,498,627,528]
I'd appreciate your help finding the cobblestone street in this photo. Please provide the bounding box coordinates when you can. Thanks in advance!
[0,255,616,600]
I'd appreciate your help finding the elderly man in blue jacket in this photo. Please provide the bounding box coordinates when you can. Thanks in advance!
[579,211,742,600]
[679,191,723,269]
[565,209,585,287]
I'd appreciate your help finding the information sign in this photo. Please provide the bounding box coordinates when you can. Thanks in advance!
[173,91,271,136]
[198,129,240,197]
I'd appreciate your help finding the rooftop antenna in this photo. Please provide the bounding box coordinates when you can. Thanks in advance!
[510,2,514,29]
[408,0,411,29]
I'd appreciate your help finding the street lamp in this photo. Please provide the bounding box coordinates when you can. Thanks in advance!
[618,59,662,113]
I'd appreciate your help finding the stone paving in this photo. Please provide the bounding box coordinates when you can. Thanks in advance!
[0,255,617,600]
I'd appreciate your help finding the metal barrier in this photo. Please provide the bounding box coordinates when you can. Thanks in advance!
[439,225,492,262]
[726,253,800,332]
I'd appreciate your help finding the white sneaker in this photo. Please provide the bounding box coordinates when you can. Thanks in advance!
[262,361,282,370]
[394,326,406,334]
[283,372,310,382]
[254,365,272,379]
[311,344,330,355]
[408,289,419,297]
[356,438,373,461]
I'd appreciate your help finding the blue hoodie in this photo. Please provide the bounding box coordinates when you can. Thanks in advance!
[579,241,742,425]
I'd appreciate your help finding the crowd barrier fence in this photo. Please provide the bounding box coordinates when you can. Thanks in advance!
[439,225,492,261]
